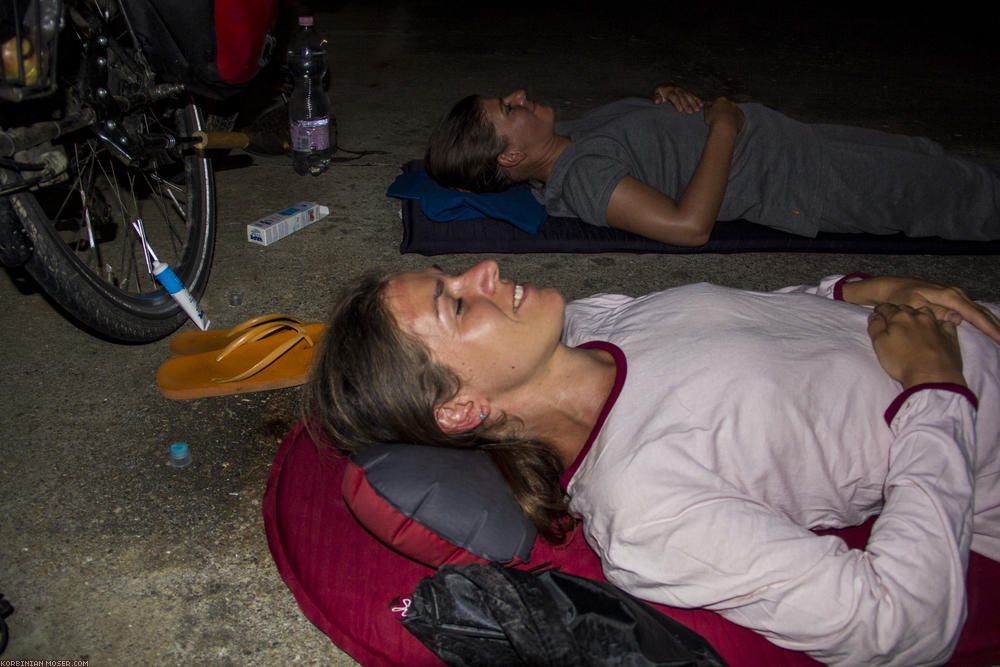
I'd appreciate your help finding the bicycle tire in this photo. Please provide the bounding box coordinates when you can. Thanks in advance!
[3,102,216,343]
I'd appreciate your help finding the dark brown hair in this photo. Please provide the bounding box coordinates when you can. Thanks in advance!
[424,94,518,193]
[305,269,572,542]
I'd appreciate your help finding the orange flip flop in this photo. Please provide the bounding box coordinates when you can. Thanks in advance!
[169,313,324,357]
[157,319,324,399]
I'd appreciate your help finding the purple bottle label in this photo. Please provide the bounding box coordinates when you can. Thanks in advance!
[290,117,330,151]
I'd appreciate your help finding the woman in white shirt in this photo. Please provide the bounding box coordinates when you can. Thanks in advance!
[307,261,1000,665]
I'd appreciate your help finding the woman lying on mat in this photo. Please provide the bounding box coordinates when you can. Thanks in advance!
[424,86,1000,245]
[307,260,1000,666]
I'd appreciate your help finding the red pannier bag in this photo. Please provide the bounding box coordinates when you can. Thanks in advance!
[125,0,277,99]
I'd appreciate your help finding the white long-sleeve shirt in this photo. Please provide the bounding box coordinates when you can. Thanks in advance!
[560,277,999,665]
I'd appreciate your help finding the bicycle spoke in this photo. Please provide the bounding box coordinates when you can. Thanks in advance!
[57,143,93,231]
[116,172,134,289]
[139,169,185,258]
[75,144,104,271]
[80,187,100,266]
[96,154,128,220]
[146,171,187,197]
[125,171,153,291]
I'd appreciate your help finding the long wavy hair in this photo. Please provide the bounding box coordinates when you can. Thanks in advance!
[304,269,572,542]
[424,94,518,193]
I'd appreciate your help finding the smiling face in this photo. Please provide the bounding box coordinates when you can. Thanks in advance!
[383,260,566,403]
[482,89,556,159]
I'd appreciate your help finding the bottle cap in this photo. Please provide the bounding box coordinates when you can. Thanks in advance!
[298,16,314,26]
[169,441,192,468]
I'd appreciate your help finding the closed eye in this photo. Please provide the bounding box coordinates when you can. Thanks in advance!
[455,297,464,315]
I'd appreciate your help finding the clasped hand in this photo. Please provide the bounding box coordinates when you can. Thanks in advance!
[868,303,966,389]
[844,276,1000,345]
[652,84,703,113]
[856,276,1000,389]
[652,84,744,134]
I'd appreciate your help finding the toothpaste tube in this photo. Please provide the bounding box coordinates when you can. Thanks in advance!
[247,201,330,246]
[153,261,210,330]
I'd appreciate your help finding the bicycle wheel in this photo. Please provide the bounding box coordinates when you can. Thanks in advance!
[4,102,216,343]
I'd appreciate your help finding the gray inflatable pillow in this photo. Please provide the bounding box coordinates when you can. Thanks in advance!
[343,443,537,567]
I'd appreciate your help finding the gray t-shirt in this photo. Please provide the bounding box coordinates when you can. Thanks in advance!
[538,98,827,236]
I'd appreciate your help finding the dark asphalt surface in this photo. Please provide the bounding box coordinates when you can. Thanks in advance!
[1,2,997,664]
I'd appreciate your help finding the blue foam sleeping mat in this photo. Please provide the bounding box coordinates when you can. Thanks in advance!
[391,160,1000,255]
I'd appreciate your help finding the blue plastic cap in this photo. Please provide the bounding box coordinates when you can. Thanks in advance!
[169,441,192,467]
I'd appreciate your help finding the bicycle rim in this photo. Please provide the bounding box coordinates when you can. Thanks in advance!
[10,102,216,342]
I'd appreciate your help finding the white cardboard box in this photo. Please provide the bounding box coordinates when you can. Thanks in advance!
[247,201,330,246]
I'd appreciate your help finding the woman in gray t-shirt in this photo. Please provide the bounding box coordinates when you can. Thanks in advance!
[425,86,1000,244]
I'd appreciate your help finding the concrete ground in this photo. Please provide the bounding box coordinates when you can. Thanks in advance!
[2,1,998,664]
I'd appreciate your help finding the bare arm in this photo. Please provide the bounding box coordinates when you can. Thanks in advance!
[605,97,743,247]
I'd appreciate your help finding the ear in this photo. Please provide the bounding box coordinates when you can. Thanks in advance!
[434,398,485,435]
[497,148,525,169]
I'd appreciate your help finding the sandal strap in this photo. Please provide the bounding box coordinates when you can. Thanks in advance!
[214,320,308,362]
[211,329,316,384]
[225,313,304,340]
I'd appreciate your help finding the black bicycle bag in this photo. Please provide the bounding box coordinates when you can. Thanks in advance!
[402,562,729,667]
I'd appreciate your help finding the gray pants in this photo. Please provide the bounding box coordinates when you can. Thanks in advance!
[815,125,1000,240]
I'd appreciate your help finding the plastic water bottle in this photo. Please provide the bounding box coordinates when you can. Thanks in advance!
[286,16,332,176]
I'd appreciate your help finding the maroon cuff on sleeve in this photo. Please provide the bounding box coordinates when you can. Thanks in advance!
[884,382,979,426]
[833,273,874,302]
